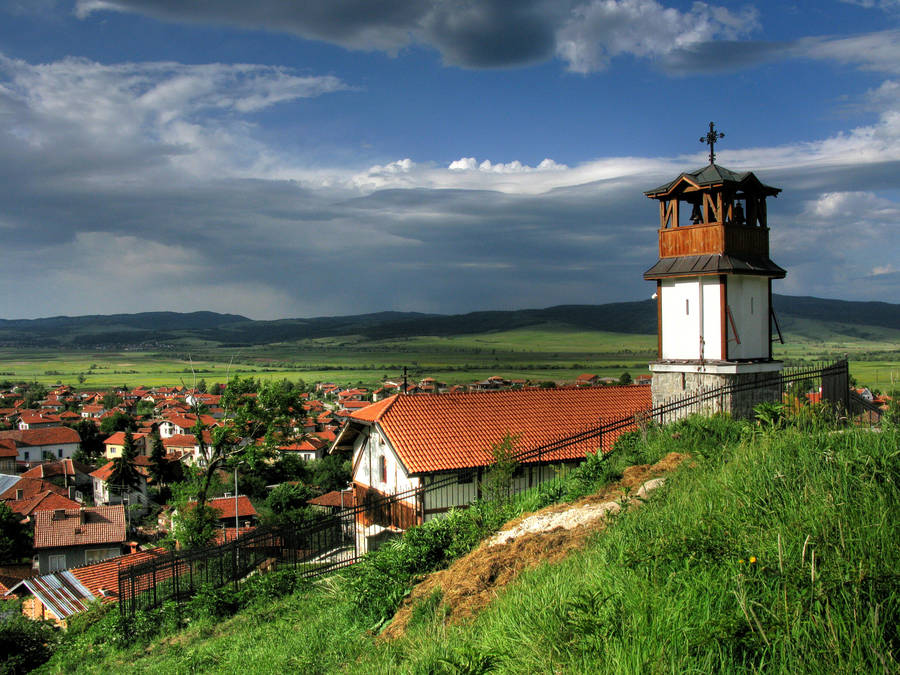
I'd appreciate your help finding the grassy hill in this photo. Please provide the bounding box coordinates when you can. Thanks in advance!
[32,413,900,674]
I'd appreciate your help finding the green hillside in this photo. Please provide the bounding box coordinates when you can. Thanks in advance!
[31,413,900,674]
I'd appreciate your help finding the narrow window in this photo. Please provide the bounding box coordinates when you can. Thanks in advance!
[685,298,690,315]
[379,455,387,483]
[750,297,754,314]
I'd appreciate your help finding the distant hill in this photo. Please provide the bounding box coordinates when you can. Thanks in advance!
[0,295,897,348]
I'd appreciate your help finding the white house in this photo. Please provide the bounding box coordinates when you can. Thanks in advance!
[0,428,81,465]
[332,387,651,552]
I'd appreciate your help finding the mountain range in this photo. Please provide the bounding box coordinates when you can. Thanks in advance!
[0,295,897,348]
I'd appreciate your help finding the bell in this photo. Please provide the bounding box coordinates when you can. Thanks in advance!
[689,203,703,224]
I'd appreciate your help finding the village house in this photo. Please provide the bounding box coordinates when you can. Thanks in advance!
[278,437,328,462]
[0,440,16,474]
[332,387,651,550]
[17,411,62,430]
[32,505,127,573]
[102,431,150,460]
[21,459,93,494]
[89,458,150,513]
[4,547,167,627]
[0,427,81,466]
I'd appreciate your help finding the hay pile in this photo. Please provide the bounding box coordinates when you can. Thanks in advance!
[380,452,687,640]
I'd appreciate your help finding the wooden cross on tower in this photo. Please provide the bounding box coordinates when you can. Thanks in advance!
[700,121,724,164]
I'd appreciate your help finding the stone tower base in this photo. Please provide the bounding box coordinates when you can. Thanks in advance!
[650,361,783,421]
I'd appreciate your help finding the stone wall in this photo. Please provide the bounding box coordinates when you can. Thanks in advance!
[651,369,782,421]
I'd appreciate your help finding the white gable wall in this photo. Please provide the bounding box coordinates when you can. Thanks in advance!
[352,425,418,496]
[726,276,769,360]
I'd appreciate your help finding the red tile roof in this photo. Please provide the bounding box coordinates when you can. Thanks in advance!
[103,431,148,445]
[0,439,16,458]
[21,459,91,480]
[10,491,81,516]
[350,387,651,475]
[0,427,80,446]
[89,460,149,482]
[0,476,67,501]
[308,490,354,508]
[71,547,168,602]
[196,496,258,520]
[33,505,127,549]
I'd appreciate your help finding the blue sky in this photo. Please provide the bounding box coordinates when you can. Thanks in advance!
[1,1,898,319]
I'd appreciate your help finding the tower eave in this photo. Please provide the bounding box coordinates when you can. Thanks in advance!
[643,254,786,280]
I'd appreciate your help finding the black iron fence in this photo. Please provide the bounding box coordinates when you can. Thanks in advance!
[120,360,865,615]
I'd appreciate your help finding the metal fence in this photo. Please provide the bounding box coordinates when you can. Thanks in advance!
[120,360,863,615]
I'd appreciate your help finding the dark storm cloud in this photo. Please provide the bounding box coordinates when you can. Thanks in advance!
[76,0,759,72]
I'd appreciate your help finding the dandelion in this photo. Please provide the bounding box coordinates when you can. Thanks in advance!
[738,559,745,564]
[749,556,757,564]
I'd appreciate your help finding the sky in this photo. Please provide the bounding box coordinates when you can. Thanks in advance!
[1,1,899,320]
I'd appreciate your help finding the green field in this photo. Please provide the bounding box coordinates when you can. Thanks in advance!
[0,324,898,391]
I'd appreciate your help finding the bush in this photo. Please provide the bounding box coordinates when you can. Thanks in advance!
[0,614,59,674]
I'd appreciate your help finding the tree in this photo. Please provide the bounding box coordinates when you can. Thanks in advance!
[196,378,208,394]
[101,391,121,410]
[265,483,318,527]
[310,454,351,493]
[480,433,519,504]
[619,371,633,386]
[148,431,167,487]
[99,411,136,435]
[109,429,142,496]
[184,376,297,533]
[0,503,31,564]
[72,419,104,464]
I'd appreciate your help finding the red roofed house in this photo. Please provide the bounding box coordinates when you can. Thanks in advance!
[89,458,150,513]
[21,459,93,492]
[9,491,82,518]
[177,496,259,533]
[332,387,651,548]
[32,505,127,573]
[0,427,82,467]
[0,439,16,474]
[102,431,149,460]
[5,547,167,627]
[17,412,63,430]
[278,437,328,462]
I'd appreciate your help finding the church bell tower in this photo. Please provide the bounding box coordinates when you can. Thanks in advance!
[644,123,786,417]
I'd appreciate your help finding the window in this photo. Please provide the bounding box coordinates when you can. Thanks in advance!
[58,448,64,458]
[458,471,473,485]
[48,554,66,572]
[23,451,29,461]
[750,297,754,314]
[379,455,387,483]
[85,547,120,564]
[685,298,690,315]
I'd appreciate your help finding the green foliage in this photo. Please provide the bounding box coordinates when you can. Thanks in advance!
[0,503,31,564]
[72,418,104,463]
[174,503,219,550]
[479,433,519,504]
[618,371,633,385]
[264,483,318,527]
[99,411,136,435]
[0,614,59,674]
[309,453,352,493]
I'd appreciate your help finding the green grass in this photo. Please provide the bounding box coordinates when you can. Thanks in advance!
[33,413,900,674]
[1,323,897,391]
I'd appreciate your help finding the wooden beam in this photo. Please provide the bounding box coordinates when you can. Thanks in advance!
[720,276,728,360]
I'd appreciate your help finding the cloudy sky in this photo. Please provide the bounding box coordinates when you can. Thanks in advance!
[1,1,898,319]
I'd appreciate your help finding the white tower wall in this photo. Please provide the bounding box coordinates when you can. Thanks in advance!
[726,276,769,360]
[660,276,722,361]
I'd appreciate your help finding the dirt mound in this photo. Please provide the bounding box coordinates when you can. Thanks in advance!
[380,452,688,641]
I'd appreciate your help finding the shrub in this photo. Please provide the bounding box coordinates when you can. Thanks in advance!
[0,614,59,674]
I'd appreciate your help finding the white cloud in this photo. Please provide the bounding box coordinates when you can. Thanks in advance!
[555,0,759,73]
